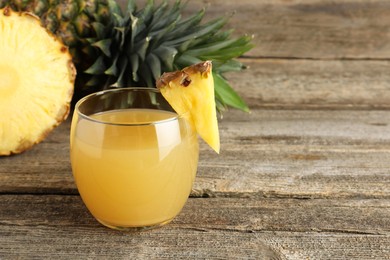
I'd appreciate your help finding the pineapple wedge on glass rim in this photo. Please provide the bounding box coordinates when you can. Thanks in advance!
[157,61,220,153]
[0,7,75,156]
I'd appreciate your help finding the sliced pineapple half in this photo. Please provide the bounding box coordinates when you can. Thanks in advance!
[157,61,220,153]
[0,7,75,156]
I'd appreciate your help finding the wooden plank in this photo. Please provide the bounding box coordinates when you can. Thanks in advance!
[1,195,389,234]
[0,226,280,259]
[2,109,390,199]
[2,226,389,260]
[0,195,389,259]
[0,118,75,194]
[263,233,390,260]
[196,109,390,198]
[128,0,390,59]
[230,58,390,109]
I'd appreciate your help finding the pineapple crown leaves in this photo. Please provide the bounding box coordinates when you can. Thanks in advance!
[84,0,254,112]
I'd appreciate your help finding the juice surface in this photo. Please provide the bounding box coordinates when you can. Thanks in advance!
[71,109,199,227]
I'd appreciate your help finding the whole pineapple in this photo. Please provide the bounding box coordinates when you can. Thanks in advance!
[1,0,253,112]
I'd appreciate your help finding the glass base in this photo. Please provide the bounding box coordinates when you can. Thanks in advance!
[96,218,174,232]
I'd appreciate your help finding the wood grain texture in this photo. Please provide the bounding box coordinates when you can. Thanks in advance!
[1,2,389,258]
[195,109,390,198]
[0,226,282,260]
[231,58,390,109]
[1,195,389,259]
[128,0,390,59]
[0,118,75,194]
[1,109,390,199]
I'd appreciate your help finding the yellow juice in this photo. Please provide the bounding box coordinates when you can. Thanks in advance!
[70,108,199,228]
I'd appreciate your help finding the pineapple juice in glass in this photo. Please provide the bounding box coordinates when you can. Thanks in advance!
[70,88,199,231]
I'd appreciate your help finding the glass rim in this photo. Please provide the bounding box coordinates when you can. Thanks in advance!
[74,87,184,127]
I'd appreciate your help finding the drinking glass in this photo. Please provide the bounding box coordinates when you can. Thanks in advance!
[70,88,199,231]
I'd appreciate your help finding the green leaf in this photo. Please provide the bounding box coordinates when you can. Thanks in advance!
[112,12,125,26]
[146,53,161,81]
[116,58,129,87]
[149,1,169,31]
[91,22,107,39]
[184,38,239,57]
[168,8,205,38]
[130,37,150,61]
[108,0,123,17]
[213,72,250,112]
[92,39,112,57]
[148,22,177,50]
[105,55,119,76]
[202,30,233,44]
[139,63,154,87]
[216,100,227,114]
[129,13,140,44]
[114,26,126,47]
[213,60,245,73]
[177,39,195,53]
[126,0,137,14]
[129,53,139,82]
[84,56,106,74]
[165,17,228,46]
[200,44,254,61]
[139,0,154,24]
[148,1,181,33]
[85,75,104,87]
[154,45,178,71]
[175,54,202,68]
[214,86,227,113]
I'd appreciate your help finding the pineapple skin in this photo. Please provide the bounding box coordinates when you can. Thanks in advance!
[0,7,76,156]
[0,0,112,43]
[157,61,220,154]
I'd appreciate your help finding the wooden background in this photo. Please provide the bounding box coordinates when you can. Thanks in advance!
[1,0,390,259]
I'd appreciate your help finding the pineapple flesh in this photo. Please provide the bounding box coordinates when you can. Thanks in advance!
[0,7,75,156]
[157,61,220,153]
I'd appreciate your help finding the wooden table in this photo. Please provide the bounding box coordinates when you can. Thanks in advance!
[1,1,390,259]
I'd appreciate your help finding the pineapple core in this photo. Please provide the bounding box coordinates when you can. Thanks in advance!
[0,8,75,155]
[157,61,220,153]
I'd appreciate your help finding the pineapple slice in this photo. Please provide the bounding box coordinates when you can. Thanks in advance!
[0,8,75,156]
[157,61,220,153]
